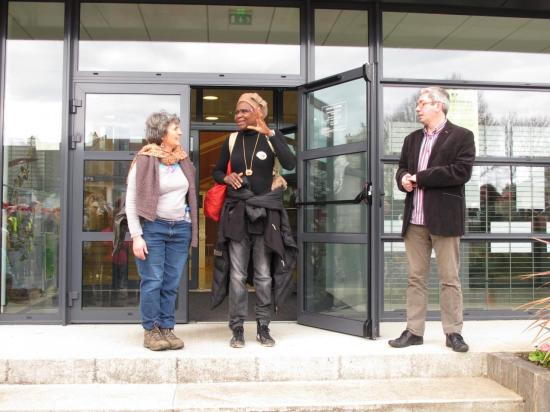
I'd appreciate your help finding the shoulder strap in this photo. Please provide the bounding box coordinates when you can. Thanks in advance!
[228,132,238,155]
[265,135,281,177]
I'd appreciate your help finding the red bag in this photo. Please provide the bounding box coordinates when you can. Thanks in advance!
[204,162,231,222]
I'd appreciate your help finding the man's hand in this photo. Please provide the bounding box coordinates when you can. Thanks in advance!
[401,173,417,192]
[224,172,244,189]
[132,235,148,261]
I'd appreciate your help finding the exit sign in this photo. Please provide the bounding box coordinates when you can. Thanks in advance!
[229,9,252,25]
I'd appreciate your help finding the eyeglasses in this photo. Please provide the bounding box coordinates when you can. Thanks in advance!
[416,100,437,109]
[234,109,253,116]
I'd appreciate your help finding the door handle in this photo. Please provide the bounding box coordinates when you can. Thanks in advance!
[296,182,371,207]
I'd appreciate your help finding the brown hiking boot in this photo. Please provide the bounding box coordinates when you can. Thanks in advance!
[160,328,184,350]
[144,326,170,351]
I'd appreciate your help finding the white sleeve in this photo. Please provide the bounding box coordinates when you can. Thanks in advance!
[125,164,143,238]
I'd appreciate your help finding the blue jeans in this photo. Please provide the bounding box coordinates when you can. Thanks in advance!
[135,218,191,330]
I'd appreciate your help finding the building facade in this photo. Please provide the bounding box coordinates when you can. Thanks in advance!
[1,0,550,337]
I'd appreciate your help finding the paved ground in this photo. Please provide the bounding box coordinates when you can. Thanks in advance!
[0,320,538,359]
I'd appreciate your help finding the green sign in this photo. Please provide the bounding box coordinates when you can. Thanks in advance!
[229,9,252,25]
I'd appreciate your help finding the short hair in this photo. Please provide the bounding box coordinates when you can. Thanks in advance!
[145,111,180,145]
[419,86,450,115]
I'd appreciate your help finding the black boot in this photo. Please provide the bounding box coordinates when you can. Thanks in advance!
[230,326,245,348]
[256,321,275,347]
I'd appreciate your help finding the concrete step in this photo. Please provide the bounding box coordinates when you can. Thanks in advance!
[0,377,524,411]
[1,351,488,384]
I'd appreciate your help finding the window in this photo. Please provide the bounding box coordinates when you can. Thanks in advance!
[79,4,300,75]
[2,2,65,315]
[383,12,550,82]
[315,9,368,79]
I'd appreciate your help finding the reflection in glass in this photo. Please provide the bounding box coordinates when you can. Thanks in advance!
[83,161,130,232]
[383,12,550,83]
[384,164,550,235]
[1,2,64,315]
[384,87,550,158]
[305,153,367,233]
[84,94,180,151]
[315,9,368,79]
[384,241,550,312]
[307,79,366,149]
[201,89,274,124]
[305,243,367,319]
[79,4,300,74]
[82,242,140,308]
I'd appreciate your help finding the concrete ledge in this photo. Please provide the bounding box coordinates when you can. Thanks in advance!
[177,356,257,383]
[340,353,486,380]
[0,321,536,385]
[257,355,339,381]
[0,352,487,384]
[95,358,177,384]
[0,360,6,384]
[0,378,524,412]
[488,352,550,412]
[6,359,95,385]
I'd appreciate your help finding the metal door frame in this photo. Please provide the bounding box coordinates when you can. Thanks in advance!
[67,82,191,323]
[296,65,378,338]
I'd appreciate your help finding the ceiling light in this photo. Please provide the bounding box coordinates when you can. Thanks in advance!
[205,116,219,121]
[203,95,219,101]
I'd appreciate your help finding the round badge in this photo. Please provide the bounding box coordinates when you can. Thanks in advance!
[256,151,267,160]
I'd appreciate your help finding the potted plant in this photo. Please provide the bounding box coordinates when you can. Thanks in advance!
[518,237,550,370]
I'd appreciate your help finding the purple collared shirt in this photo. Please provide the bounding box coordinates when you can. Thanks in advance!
[410,120,447,225]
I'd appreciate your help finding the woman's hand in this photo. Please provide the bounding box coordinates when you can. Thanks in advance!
[224,172,244,189]
[271,175,288,191]
[246,108,273,136]
[132,235,148,260]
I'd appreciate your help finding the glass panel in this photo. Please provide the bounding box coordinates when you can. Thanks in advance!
[384,87,550,158]
[282,90,298,125]
[315,9,368,79]
[307,79,367,149]
[83,161,130,232]
[305,243,368,319]
[384,163,550,235]
[383,164,405,235]
[84,94,180,151]
[305,153,367,233]
[191,88,197,122]
[384,240,549,312]
[383,12,550,83]
[1,2,64,315]
[79,4,300,74]
[82,241,140,308]
[202,89,274,124]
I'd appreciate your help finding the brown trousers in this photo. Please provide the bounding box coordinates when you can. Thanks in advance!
[404,224,463,336]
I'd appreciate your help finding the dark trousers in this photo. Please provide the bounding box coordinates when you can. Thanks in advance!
[228,234,272,330]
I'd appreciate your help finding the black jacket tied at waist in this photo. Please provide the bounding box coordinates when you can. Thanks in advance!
[210,187,298,311]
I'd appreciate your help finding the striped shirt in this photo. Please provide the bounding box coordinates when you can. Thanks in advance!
[410,121,447,225]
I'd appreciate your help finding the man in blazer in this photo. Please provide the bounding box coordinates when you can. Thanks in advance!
[389,86,475,352]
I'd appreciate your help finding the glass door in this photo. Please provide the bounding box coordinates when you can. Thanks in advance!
[297,66,373,337]
[68,83,190,322]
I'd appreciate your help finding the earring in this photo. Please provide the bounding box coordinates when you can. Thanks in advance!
[160,142,165,148]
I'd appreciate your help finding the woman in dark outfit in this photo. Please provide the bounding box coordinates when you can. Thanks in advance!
[212,93,296,348]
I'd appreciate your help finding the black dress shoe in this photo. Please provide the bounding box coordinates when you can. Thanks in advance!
[446,333,469,352]
[388,330,423,348]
